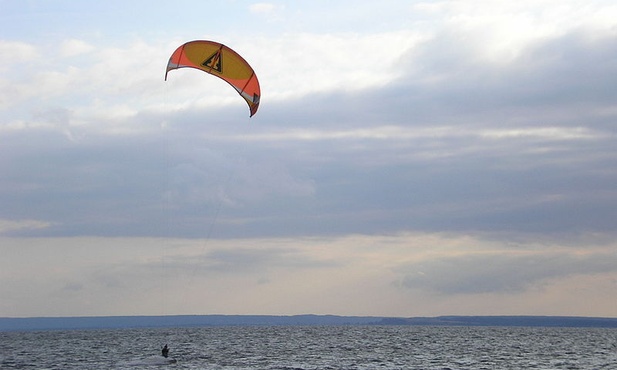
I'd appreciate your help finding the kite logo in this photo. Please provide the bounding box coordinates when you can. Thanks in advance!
[202,51,223,73]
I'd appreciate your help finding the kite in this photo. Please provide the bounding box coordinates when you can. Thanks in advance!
[165,40,261,117]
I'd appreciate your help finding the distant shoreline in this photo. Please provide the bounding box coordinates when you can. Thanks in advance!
[2,314,617,332]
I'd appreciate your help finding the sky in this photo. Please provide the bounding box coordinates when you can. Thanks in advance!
[1,0,617,318]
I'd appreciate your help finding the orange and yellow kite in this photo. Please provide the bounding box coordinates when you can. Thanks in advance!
[165,40,261,117]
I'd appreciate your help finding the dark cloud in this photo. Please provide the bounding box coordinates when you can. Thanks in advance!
[2,29,617,243]
[204,247,338,272]
[399,251,617,294]
[131,245,340,281]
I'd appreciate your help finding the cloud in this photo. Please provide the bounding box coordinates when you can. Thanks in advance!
[2,25,617,242]
[62,282,84,292]
[3,0,617,319]
[0,219,51,234]
[249,3,279,15]
[1,232,616,317]
[60,39,95,57]
[202,246,338,274]
[399,249,617,295]
[0,40,38,65]
[2,4,617,242]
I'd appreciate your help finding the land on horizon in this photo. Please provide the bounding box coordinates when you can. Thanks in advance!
[1,314,617,332]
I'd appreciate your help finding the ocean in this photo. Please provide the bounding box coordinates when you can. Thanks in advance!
[1,325,615,369]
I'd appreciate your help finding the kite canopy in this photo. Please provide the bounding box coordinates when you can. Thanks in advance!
[165,40,261,117]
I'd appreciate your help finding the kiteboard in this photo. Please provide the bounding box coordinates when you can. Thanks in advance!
[124,355,177,366]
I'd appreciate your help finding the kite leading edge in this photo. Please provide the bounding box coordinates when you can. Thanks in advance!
[165,40,261,117]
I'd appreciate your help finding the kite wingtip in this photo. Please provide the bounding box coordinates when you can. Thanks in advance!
[249,104,259,117]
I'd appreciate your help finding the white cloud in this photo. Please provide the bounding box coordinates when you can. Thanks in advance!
[0,40,38,65]
[413,0,617,64]
[0,30,422,132]
[237,30,423,101]
[0,219,51,234]
[60,39,95,57]
[249,2,279,15]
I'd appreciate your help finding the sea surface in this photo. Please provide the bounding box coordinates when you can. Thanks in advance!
[1,325,616,369]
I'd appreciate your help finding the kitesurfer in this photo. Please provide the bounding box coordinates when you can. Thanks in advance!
[162,344,169,358]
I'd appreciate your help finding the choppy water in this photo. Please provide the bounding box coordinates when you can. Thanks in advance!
[1,325,616,369]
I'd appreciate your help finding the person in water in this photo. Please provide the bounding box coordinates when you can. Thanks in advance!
[162,344,169,358]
